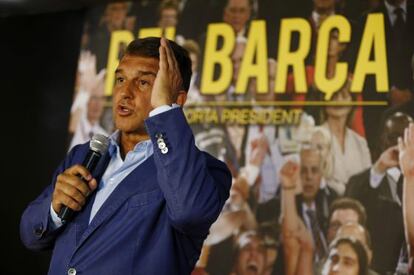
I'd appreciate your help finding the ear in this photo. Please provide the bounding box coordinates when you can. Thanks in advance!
[175,90,187,107]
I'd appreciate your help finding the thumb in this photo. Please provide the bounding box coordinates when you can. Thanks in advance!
[88,178,98,192]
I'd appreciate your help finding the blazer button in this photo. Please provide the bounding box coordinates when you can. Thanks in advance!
[68,268,76,275]
[161,147,169,154]
[158,142,166,149]
[34,224,44,236]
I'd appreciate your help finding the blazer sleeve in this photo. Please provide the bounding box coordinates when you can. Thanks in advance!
[145,107,232,236]
[19,145,80,251]
[345,168,371,201]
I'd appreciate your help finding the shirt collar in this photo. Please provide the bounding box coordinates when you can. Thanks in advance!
[303,201,316,212]
[387,167,402,183]
[384,0,407,17]
[108,130,153,158]
[311,10,335,27]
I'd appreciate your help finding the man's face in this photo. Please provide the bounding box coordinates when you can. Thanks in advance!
[105,3,129,30]
[313,0,335,12]
[327,209,359,243]
[336,224,373,264]
[235,237,267,275]
[300,149,323,203]
[223,0,251,33]
[381,113,413,150]
[113,55,158,135]
[231,42,246,84]
[327,243,360,275]
[159,8,178,28]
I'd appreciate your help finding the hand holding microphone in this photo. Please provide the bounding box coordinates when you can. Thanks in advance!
[52,134,109,223]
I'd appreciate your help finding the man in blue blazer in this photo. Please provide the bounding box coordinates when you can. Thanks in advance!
[20,37,232,275]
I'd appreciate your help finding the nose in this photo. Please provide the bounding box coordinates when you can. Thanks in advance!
[119,80,136,100]
[303,169,312,181]
[331,262,341,273]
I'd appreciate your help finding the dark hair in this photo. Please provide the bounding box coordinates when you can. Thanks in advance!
[327,237,369,275]
[380,111,413,151]
[125,37,192,92]
[329,197,367,226]
[321,77,357,126]
[337,222,372,250]
[225,0,253,9]
[231,230,267,273]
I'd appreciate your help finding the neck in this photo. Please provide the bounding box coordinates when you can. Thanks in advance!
[327,116,346,134]
[315,7,334,16]
[327,116,347,150]
[120,131,150,159]
[87,116,98,126]
[304,199,315,208]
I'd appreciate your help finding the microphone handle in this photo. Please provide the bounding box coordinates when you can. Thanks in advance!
[58,150,102,223]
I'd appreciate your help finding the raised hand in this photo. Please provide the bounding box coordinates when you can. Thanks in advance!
[280,160,300,190]
[373,145,399,174]
[249,135,269,166]
[52,165,97,214]
[78,51,98,93]
[399,123,414,180]
[151,37,184,108]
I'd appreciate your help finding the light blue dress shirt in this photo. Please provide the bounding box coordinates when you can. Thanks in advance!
[50,104,179,228]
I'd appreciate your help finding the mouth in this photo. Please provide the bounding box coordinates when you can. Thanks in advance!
[116,103,133,116]
[304,186,314,192]
[245,262,259,274]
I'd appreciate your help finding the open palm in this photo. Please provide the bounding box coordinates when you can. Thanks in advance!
[399,124,414,179]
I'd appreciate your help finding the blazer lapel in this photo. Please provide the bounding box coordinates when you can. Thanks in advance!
[377,175,394,203]
[74,151,112,244]
[75,155,158,251]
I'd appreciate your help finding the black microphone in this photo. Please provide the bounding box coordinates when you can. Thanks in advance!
[58,133,109,223]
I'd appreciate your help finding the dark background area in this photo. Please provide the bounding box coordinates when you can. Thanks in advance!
[0,2,90,273]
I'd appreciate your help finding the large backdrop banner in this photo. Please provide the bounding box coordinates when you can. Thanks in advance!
[68,0,414,274]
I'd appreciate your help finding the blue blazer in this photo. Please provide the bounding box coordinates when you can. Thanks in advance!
[20,108,231,275]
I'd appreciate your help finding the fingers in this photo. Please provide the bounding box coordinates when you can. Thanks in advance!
[66,164,93,182]
[161,37,178,71]
[52,165,96,213]
[54,183,86,210]
[159,39,168,71]
[88,178,98,192]
[281,160,299,176]
[53,193,83,212]
[162,38,173,71]
[398,137,404,154]
[409,123,414,144]
[57,173,91,197]
[405,126,409,145]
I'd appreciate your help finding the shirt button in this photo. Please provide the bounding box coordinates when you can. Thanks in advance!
[68,268,76,275]
[158,142,166,149]
[161,147,169,154]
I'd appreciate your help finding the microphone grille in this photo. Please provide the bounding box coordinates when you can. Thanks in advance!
[90,133,109,154]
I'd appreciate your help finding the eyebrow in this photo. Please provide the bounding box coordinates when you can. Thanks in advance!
[115,69,157,77]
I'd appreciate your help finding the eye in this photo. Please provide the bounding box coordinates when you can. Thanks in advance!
[116,76,124,84]
[139,80,149,86]
[137,78,153,91]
